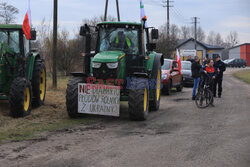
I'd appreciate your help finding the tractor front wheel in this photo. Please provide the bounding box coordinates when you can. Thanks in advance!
[9,77,32,117]
[128,78,149,121]
[66,76,86,118]
[32,59,47,107]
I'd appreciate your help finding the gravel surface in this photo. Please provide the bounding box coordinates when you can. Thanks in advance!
[0,68,250,167]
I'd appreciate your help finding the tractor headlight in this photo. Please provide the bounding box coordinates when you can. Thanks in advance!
[106,62,119,69]
[92,62,102,68]
[162,74,167,80]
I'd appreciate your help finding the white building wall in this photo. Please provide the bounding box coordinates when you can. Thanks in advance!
[177,41,206,59]
[229,46,241,59]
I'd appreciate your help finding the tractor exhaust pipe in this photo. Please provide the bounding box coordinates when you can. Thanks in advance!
[84,34,91,75]
[80,24,91,75]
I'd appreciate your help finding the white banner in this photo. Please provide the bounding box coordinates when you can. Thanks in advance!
[78,84,120,117]
[180,50,196,57]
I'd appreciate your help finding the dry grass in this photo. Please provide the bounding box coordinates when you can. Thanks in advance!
[233,69,250,84]
[0,75,93,143]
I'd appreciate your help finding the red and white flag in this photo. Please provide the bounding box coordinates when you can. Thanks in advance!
[22,0,31,40]
[176,49,182,75]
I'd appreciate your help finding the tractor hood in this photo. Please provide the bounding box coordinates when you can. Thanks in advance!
[93,51,125,63]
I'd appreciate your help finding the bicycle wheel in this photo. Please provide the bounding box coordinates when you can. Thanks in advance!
[195,91,207,108]
[205,89,213,106]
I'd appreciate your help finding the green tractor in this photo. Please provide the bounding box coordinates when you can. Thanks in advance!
[66,22,163,121]
[0,24,46,117]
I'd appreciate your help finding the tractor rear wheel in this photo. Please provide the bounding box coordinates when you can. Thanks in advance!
[32,59,46,107]
[128,78,149,121]
[150,61,161,111]
[9,77,32,117]
[66,76,86,118]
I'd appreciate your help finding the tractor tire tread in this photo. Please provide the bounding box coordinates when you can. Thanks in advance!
[9,77,32,118]
[32,59,46,107]
[66,77,85,118]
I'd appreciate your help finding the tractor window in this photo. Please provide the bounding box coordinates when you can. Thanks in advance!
[9,31,20,54]
[0,30,20,54]
[99,27,139,55]
[23,35,29,57]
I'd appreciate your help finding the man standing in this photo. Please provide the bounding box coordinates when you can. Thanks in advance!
[191,56,202,100]
[203,57,208,66]
[213,55,226,98]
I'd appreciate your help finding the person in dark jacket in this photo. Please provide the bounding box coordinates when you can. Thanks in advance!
[191,56,202,100]
[187,56,194,63]
[213,55,226,98]
[200,59,217,105]
[203,57,208,66]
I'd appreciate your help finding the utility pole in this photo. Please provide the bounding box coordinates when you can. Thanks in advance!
[194,17,197,50]
[162,0,173,38]
[167,0,170,38]
[52,0,58,88]
[104,0,109,21]
[116,0,120,21]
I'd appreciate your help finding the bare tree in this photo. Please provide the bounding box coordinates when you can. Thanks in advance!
[156,24,180,58]
[226,31,239,47]
[214,33,223,46]
[197,27,206,42]
[0,2,19,24]
[180,26,191,39]
[207,31,216,45]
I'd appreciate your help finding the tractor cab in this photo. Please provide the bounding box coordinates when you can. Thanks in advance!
[96,22,144,78]
[97,23,140,55]
[0,25,36,57]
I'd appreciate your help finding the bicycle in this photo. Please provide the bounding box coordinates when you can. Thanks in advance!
[195,74,214,108]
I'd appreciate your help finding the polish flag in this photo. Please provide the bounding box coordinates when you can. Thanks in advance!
[176,49,182,75]
[22,0,31,40]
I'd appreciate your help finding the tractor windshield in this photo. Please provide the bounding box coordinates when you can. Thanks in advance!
[0,30,20,54]
[99,27,139,55]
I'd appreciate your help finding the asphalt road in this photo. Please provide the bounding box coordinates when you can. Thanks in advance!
[0,68,250,167]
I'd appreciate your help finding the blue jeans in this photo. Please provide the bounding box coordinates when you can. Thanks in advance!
[192,77,200,98]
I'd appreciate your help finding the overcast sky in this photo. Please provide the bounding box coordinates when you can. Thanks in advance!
[7,0,250,43]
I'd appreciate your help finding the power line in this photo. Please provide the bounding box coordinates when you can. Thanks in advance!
[174,5,190,22]
[171,7,190,24]
[144,0,193,28]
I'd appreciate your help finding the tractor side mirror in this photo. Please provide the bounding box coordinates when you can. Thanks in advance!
[147,43,156,51]
[80,24,90,36]
[151,29,159,40]
[30,30,36,40]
